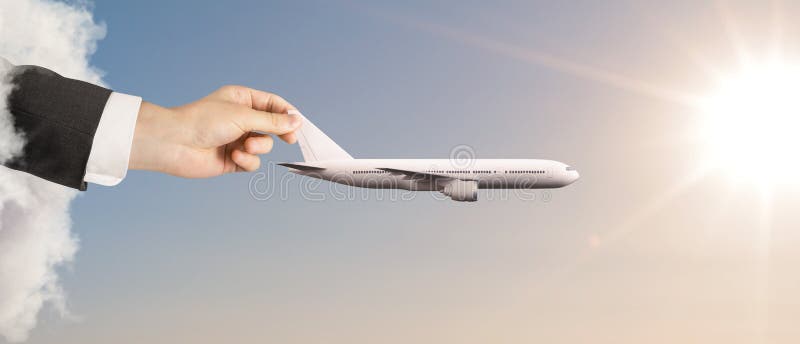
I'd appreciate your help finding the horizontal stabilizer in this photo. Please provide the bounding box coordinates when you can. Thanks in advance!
[279,163,326,171]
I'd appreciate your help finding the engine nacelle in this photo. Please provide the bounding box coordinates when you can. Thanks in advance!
[441,180,478,202]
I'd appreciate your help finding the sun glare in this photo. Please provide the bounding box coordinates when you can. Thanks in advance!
[701,61,800,185]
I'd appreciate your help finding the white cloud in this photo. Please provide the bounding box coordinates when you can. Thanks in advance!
[0,59,23,165]
[0,0,106,341]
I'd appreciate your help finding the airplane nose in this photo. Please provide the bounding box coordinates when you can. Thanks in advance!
[563,165,579,185]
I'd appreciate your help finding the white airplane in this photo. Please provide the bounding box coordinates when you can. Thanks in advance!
[280,111,580,202]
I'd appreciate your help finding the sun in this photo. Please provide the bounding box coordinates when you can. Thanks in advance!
[699,60,800,186]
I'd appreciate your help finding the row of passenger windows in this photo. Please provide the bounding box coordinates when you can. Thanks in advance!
[351,170,545,174]
[427,170,493,174]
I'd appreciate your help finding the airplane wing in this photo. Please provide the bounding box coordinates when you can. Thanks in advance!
[278,163,326,171]
[377,168,475,181]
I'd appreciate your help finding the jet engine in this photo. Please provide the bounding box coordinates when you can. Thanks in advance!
[441,180,478,202]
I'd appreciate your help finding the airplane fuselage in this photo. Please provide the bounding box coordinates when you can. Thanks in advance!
[287,159,580,191]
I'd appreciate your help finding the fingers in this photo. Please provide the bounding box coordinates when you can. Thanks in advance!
[214,85,297,113]
[243,134,274,154]
[231,149,261,172]
[245,92,298,144]
[248,88,297,114]
[245,89,299,143]
[234,107,302,140]
[231,134,274,173]
[214,86,301,144]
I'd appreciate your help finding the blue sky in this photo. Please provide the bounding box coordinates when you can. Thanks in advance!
[19,1,800,343]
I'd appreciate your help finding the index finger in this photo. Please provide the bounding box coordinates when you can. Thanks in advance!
[243,88,298,144]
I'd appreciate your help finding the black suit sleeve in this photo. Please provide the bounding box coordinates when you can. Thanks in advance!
[3,65,112,190]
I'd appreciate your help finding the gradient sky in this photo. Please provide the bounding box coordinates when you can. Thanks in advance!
[18,1,800,343]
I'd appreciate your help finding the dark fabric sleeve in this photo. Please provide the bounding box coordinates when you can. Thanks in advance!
[3,65,112,190]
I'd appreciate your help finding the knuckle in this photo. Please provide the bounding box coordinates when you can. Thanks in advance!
[219,85,246,101]
[264,95,275,111]
[264,93,282,111]
[218,85,236,94]
[270,112,281,129]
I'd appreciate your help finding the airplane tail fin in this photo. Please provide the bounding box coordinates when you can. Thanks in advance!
[289,110,353,162]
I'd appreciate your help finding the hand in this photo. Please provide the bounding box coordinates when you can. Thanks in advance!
[129,85,301,177]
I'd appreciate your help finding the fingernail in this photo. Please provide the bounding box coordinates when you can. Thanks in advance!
[286,114,302,129]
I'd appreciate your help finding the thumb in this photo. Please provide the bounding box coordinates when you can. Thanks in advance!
[234,106,302,136]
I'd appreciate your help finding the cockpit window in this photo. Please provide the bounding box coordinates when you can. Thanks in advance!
[566,166,576,171]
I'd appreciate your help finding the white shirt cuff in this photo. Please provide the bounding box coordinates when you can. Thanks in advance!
[84,92,142,186]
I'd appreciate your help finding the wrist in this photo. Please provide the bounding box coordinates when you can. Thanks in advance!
[129,101,177,172]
